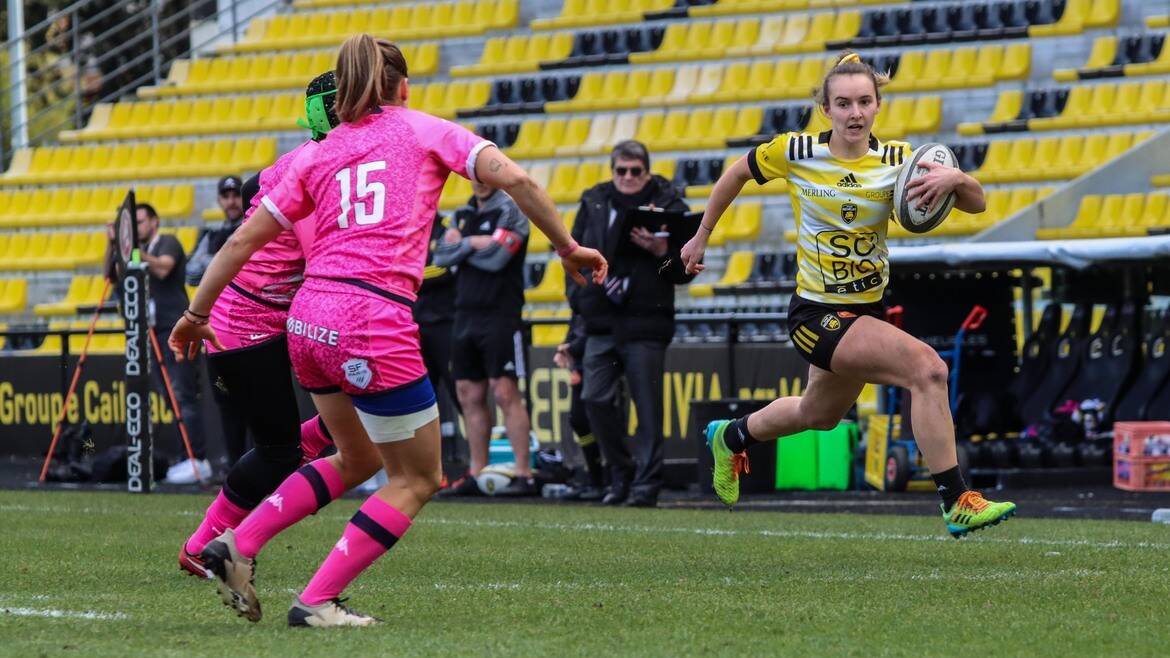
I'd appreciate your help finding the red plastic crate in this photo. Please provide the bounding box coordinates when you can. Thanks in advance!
[1113,422,1170,492]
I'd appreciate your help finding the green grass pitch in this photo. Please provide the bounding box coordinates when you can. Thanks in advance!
[1,490,1168,657]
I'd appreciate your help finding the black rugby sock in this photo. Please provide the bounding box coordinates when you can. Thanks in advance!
[722,415,760,453]
[932,465,968,510]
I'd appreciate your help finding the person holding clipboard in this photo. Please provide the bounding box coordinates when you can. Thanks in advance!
[567,140,698,507]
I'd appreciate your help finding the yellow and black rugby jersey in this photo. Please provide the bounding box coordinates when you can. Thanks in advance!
[747,131,910,305]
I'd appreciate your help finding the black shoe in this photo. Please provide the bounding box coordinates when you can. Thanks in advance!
[437,475,482,498]
[601,488,628,506]
[625,494,658,508]
[496,477,538,497]
[577,485,606,502]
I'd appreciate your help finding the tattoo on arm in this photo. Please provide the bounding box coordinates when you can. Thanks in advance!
[488,158,503,173]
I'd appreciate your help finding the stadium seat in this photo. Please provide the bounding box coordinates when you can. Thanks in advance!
[688,250,754,297]
[0,278,28,314]
[33,275,110,317]
[531,0,673,31]
[1039,191,1170,240]
[525,259,566,303]
[527,308,571,346]
[972,131,1150,184]
[223,0,516,52]
[1029,0,1118,37]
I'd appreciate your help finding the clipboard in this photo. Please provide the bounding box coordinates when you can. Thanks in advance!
[620,207,704,252]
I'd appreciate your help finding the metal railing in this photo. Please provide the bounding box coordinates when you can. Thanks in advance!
[2,0,286,168]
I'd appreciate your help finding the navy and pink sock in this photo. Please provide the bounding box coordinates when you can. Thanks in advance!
[299,495,412,606]
[233,458,346,558]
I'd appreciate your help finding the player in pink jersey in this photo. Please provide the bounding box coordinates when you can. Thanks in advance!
[170,35,606,627]
[177,72,341,580]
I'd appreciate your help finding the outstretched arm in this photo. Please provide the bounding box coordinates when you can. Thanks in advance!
[680,156,752,274]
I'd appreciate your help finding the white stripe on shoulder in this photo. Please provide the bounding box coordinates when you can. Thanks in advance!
[466,140,496,184]
[261,195,293,230]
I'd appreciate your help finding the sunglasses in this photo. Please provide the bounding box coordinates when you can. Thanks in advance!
[614,166,644,177]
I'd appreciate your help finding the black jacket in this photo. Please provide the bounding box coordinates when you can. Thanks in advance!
[568,175,694,343]
[415,214,456,326]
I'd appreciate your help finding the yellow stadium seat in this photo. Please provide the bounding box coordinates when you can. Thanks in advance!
[734,61,776,102]
[548,118,591,159]
[567,114,616,157]
[727,15,783,57]
[1152,174,1170,188]
[576,71,625,111]
[643,65,700,106]
[998,43,1031,81]
[773,14,810,54]
[884,51,923,93]
[525,259,566,303]
[687,64,724,104]
[688,250,753,297]
[547,163,580,204]
[1029,0,1089,36]
[0,278,28,314]
[726,203,761,242]
[1040,135,1084,179]
[696,62,747,104]
[695,19,739,60]
[1139,192,1170,233]
[1040,194,1104,240]
[906,96,942,135]
[506,119,549,159]
[1055,36,1116,80]
[528,309,570,346]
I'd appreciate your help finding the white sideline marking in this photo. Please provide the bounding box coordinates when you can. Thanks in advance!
[1,607,127,621]
[429,567,1108,592]
[3,502,1167,551]
[423,517,1170,552]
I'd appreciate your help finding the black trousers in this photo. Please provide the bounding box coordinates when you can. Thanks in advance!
[581,336,666,497]
[211,375,249,467]
[206,337,305,509]
[153,326,207,460]
[419,320,463,465]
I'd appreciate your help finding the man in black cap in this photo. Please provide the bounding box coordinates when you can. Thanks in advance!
[186,175,244,287]
[184,175,245,466]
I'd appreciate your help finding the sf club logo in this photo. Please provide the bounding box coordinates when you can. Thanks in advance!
[820,314,842,331]
[840,203,858,224]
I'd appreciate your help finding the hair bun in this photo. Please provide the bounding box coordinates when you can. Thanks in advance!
[837,53,862,66]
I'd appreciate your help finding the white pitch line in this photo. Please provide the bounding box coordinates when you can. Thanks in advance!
[423,517,1170,552]
[3,502,1168,551]
[1,607,127,621]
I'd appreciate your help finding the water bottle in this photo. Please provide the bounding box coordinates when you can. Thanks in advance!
[541,483,571,499]
[1153,509,1170,524]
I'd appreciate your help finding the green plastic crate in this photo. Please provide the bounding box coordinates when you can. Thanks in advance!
[775,429,818,490]
[774,422,858,491]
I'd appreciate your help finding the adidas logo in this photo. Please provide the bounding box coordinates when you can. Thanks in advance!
[503,361,515,372]
[267,493,284,512]
[836,173,861,188]
[336,537,350,556]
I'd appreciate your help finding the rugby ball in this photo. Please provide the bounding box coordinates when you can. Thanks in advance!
[893,143,959,234]
[475,463,516,496]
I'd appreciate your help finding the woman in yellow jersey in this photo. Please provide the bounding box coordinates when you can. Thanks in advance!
[680,53,1017,538]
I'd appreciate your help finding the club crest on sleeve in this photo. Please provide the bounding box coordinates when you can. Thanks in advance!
[342,358,373,389]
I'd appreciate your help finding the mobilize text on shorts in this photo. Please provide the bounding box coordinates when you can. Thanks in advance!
[286,317,340,346]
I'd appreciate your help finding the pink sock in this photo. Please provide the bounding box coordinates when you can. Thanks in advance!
[233,459,345,558]
[299,496,412,606]
[185,491,250,555]
[299,416,333,466]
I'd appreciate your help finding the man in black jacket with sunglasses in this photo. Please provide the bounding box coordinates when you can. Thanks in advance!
[568,140,695,507]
